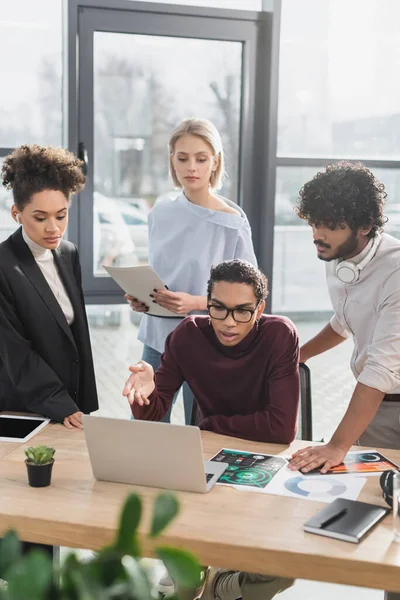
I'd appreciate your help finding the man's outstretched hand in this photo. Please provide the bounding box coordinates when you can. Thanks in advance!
[122,361,155,406]
[288,442,347,474]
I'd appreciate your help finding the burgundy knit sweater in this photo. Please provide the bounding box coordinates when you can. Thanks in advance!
[131,314,300,444]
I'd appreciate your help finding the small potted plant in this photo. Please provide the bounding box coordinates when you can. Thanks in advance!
[24,445,55,488]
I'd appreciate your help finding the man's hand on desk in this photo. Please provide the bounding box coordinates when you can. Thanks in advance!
[63,411,84,429]
[289,384,384,473]
[122,361,155,406]
[288,442,347,474]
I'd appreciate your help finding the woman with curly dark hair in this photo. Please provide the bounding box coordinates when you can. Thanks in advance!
[289,162,400,483]
[0,145,98,427]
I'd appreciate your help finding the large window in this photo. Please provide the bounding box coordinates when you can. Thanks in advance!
[272,0,400,441]
[0,160,15,244]
[0,0,62,243]
[273,0,400,318]
[273,166,330,313]
[76,4,263,299]
[277,0,400,159]
[129,0,263,9]
[0,0,62,149]
[92,31,243,277]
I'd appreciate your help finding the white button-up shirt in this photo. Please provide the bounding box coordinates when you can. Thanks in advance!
[327,232,400,393]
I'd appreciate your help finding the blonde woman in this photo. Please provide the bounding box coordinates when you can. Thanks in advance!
[126,118,256,424]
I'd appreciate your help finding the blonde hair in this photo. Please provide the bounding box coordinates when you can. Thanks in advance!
[169,118,225,190]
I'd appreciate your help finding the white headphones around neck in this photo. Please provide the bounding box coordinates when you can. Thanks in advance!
[336,235,380,284]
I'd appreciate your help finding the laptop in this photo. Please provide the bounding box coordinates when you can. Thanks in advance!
[82,415,228,493]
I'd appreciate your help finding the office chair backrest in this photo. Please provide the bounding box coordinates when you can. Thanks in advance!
[298,362,313,441]
[190,399,200,427]
[190,362,313,441]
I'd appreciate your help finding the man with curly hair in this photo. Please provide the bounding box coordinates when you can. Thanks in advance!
[123,259,298,600]
[289,162,400,486]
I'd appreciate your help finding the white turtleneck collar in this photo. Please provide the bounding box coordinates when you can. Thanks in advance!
[22,227,53,260]
[20,226,75,325]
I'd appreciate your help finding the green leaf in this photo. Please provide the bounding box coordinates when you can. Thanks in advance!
[60,554,107,600]
[6,549,53,600]
[150,492,179,538]
[90,548,127,587]
[156,547,201,590]
[24,446,55,465]
[121,555,153,600]
[113,494,142,556]
[0,531,22,579]
[67,568,107,600]
[59,552,81,598]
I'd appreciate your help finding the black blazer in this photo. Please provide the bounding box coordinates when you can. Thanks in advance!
[0,228,98,421]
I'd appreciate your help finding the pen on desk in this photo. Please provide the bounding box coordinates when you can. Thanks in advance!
[318,508,348,529]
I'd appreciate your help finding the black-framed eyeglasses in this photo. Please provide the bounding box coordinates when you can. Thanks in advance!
[207,303,259,323]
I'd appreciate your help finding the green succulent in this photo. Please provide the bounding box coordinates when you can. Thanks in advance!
[24,445,55,466]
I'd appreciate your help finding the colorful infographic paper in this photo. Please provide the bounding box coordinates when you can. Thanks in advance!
[210,448,287,489]
[303,450,400,476]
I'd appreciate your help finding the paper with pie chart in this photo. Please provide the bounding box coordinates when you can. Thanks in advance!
[210,448,288,489]
[263,466,367,503]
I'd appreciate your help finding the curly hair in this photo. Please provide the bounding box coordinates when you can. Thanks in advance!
[1,144,85,211]
[295,162,387,238]
[207,259,268,303]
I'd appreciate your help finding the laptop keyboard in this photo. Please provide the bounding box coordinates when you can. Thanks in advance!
[205,473,214,483]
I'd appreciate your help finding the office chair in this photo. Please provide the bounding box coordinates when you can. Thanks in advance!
[298,362,313,441]
[190,362,313,441]
[190,398,200,428]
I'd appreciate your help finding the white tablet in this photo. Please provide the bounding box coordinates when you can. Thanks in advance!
[0,415,49,443]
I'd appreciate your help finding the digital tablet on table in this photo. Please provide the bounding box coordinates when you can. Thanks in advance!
[0,415,49,443]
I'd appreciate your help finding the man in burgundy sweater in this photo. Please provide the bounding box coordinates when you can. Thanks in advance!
[122,260,297,600]
[124,260,299,445]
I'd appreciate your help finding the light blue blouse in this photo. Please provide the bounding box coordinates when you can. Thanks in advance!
[137,193,257,353]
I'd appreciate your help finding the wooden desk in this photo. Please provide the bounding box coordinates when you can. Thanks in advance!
[1,424,400,592]
[0,441,17,459]
[0,412,44,459]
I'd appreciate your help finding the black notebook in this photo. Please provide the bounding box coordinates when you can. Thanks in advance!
[304,498,390,543]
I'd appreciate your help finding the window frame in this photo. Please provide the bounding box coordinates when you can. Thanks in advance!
[66,0,274,304]
[268,0,400,315]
